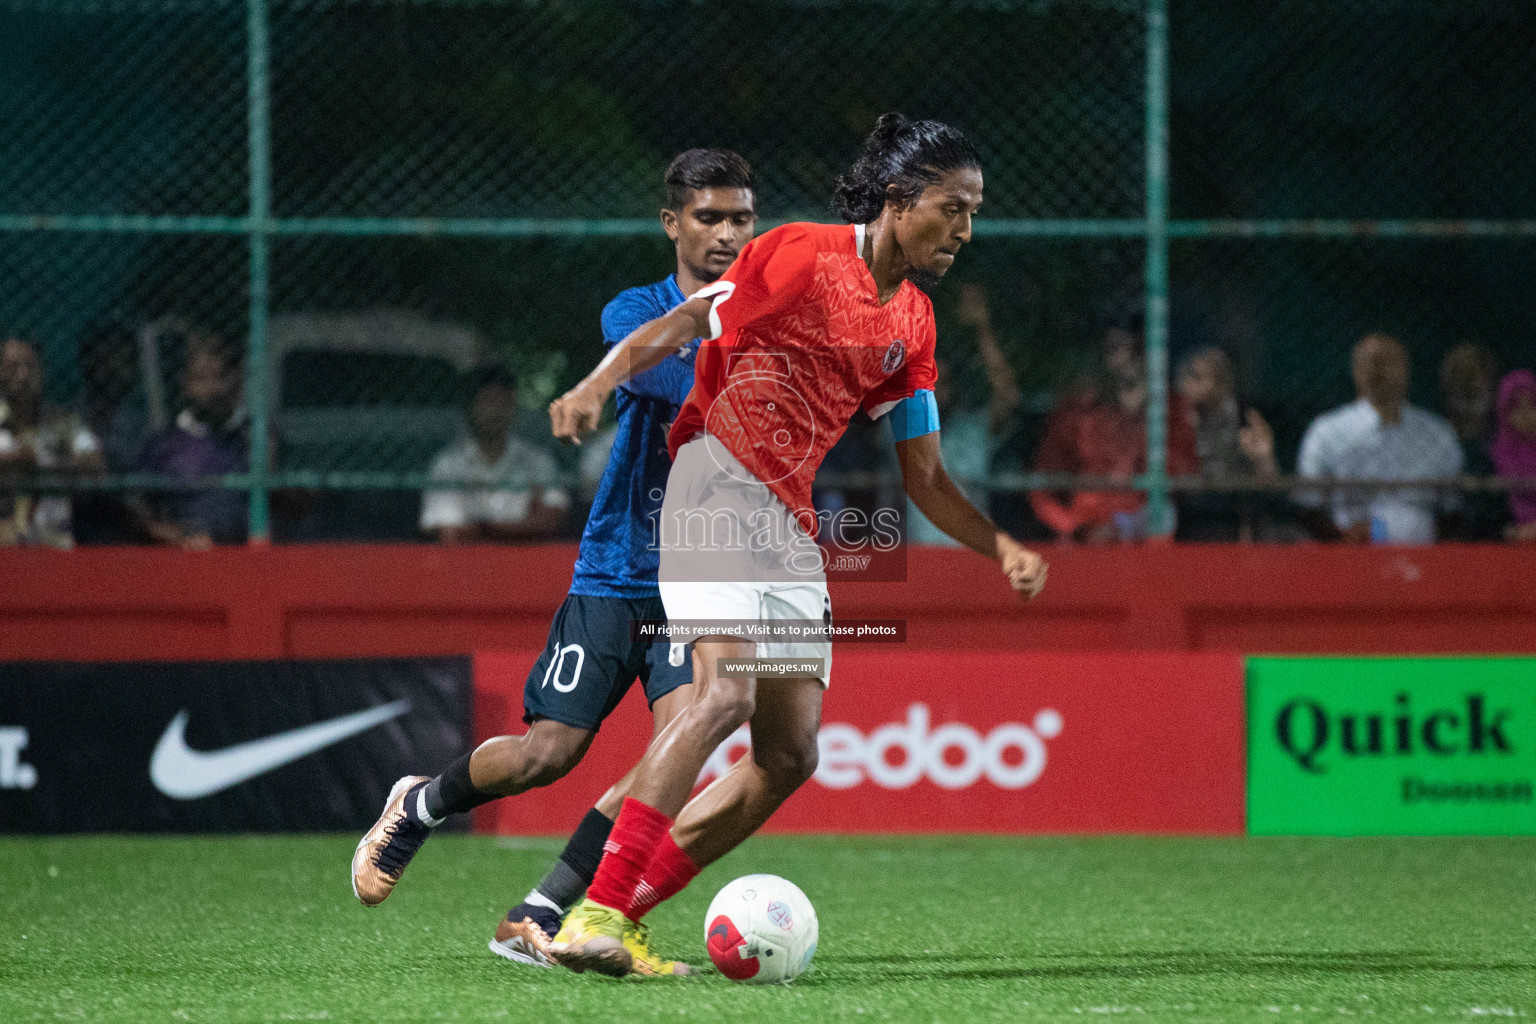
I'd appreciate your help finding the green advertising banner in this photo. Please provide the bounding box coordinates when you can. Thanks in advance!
[1248,657,1536,835]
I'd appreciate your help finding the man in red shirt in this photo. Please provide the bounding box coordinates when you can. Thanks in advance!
[546,114,1047,976]
[1030,323,1199,542]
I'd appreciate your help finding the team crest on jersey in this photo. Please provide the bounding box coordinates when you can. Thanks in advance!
[882,339,906,374]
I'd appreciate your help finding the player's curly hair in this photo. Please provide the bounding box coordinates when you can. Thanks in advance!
[833,113,981,224]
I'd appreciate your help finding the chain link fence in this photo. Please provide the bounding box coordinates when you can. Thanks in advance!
[1,0,1533,546]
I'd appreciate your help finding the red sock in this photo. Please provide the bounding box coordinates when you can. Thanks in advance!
[627,832,701,921]
[585,798,672,914]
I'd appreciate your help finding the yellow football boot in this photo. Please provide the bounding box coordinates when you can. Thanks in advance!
[623,917,696,978]
[548,898,632,977]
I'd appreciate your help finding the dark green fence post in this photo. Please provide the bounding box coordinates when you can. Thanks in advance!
[1144,0,1172,537]
[246,0,272,543]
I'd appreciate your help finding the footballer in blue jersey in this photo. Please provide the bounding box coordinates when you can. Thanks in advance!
[351,151,757,972]
[564,274,698,600]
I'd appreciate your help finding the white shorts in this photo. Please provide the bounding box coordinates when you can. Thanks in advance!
[658,436,832,684]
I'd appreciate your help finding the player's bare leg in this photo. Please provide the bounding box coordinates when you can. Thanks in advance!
[570,675,819,976]
[595,672,824,953]
[551,635,759,975]
[467,720,595,796]
[625,636,763,814]
[491,686,693,968]
[661,676,822,868]
[592,685,695,819]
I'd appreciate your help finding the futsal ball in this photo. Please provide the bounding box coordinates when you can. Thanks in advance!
[704,874,818,984]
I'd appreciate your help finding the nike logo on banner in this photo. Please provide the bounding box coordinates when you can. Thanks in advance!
[150,700,412,800]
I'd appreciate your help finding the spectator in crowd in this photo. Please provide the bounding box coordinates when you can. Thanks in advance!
[1439,342,1506,540]
[1441,343,1497,445]
[1030,320,1198,543]
[135,335,250,549]
[905,283,1021,545]
[420,366,568,544]
[0,332,104,547]
[1174,345,1277,541]
[73,321,154,544]
[1491,369,1536,543]
[1295,332,1462,544]
[81,320,152,471]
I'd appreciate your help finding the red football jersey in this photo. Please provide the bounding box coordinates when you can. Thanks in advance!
[668,222,938,522]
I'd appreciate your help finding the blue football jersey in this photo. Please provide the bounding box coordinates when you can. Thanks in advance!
[569,276,700,598]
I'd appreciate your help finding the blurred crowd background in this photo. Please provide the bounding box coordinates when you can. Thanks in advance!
[3,0,1535,549]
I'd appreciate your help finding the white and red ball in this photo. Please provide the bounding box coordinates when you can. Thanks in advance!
[703,874,818,984]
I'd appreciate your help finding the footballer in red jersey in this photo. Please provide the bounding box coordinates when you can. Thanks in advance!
[672,217,939,523]
[546,114,1047,977]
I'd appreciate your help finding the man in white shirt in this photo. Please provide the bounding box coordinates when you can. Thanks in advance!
[420,367,569,543]
[1296,332,1462,544]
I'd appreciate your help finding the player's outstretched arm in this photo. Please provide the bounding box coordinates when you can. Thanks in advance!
[895,432,1047,599]
[549,296,712,444]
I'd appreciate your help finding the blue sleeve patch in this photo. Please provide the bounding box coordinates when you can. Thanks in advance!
[886,389,940,442]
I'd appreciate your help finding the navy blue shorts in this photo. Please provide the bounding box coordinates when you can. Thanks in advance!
[522,594,694,731]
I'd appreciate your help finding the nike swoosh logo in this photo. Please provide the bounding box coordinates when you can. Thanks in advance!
[150,699,411,800]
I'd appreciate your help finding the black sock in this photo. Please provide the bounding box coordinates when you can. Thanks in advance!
[533,808,614,909]
[422,751,497,820]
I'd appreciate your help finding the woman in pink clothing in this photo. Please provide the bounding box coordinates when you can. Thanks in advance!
[1491,369,1536,543]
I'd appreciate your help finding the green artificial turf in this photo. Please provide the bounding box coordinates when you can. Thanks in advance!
[2,834,1534,1022]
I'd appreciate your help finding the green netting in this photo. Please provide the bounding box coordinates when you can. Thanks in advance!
[1170,0,1536,220]
[268,0,1143,220]
[0,1,247,218]
[2,0,1534,544]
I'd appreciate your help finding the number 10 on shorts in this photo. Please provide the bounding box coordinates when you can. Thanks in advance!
[541,643,585,693]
